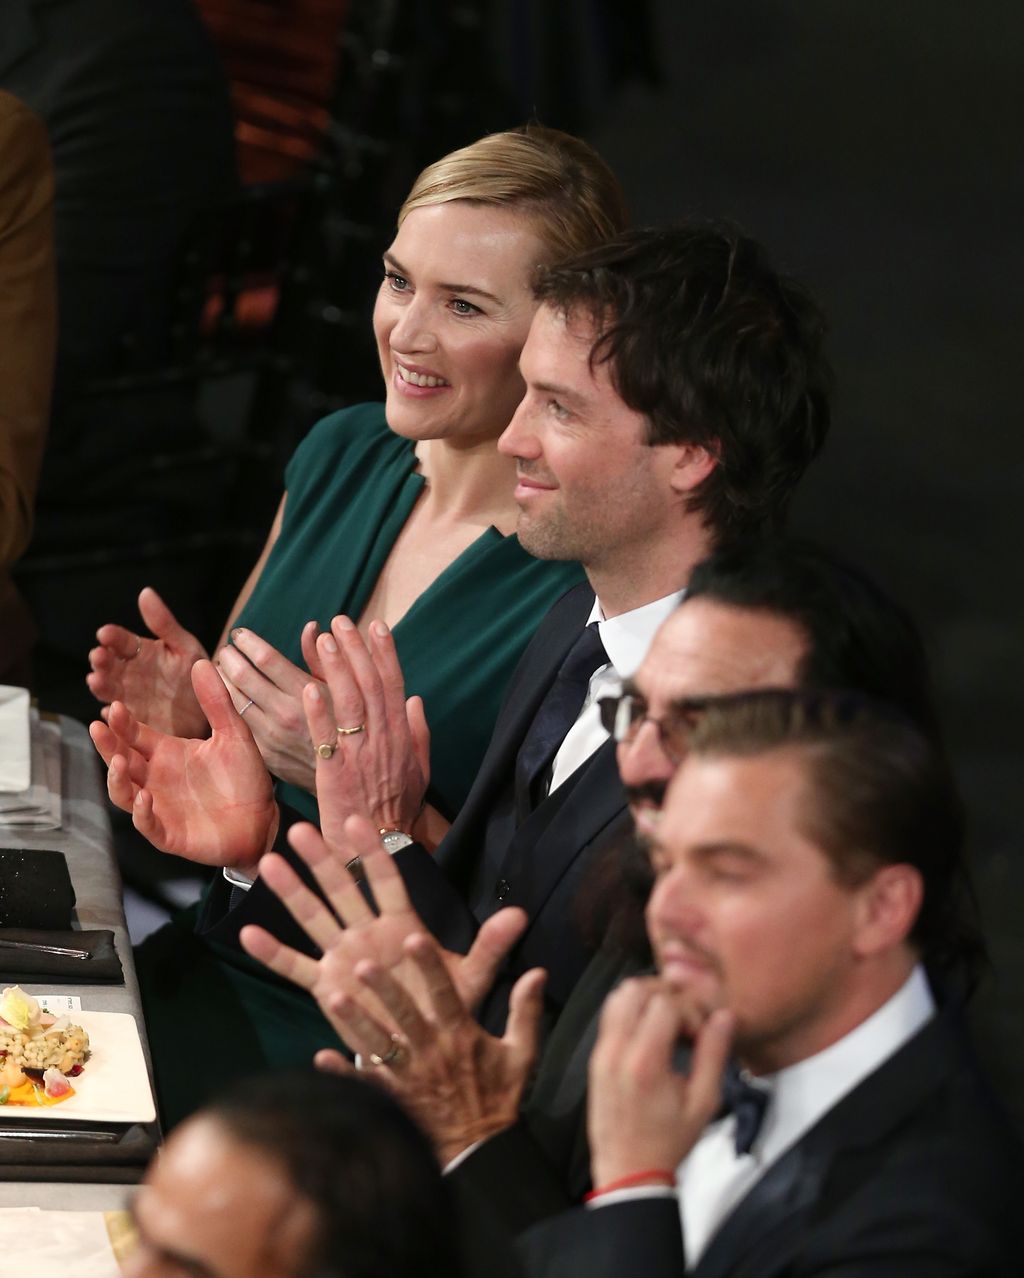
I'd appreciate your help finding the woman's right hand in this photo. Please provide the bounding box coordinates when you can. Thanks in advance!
[86,586,209,737]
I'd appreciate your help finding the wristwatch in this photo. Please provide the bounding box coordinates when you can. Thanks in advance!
[345,829,414,883]
[379,828,414,854]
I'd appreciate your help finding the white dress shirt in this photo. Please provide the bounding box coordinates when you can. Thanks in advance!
[547,590,685,795]
[592,965,936,1270]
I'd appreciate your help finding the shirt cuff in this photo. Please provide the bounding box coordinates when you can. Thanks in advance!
[586,1185,678,1210]
[442,1137,488,1175]
[222,866,255,891]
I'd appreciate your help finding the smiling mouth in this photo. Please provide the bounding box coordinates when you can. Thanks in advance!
[515,471,557,490]
[395,361,450,388]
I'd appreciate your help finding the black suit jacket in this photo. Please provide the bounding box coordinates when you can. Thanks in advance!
[451,943,634,1237]
[515,1003,1024,1278]
[393,582,634,1032]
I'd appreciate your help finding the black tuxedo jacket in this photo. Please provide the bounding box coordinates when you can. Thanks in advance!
[515,1004,1024,1278]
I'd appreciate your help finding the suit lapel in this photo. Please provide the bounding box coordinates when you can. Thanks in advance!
[436,585,595,879]
[693,1144,821,1278]
[694,1009,963,1278]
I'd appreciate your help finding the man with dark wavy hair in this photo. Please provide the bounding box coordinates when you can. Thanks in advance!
[520,223,831,552]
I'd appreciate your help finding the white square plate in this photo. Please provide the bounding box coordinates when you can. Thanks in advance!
[0,1010,156,1124]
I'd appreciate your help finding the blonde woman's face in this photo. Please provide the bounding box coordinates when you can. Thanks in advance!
[373,201,546,446]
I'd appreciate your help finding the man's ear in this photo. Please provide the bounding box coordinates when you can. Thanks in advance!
[851,863,924,958]
[669,442,718,497]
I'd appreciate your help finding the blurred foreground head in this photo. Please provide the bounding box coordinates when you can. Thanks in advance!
[126,1070,460,1278]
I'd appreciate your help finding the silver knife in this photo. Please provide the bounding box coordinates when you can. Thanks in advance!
[0,938,90,959]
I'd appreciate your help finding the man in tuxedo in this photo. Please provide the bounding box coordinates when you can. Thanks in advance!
[516,690,1023,1277]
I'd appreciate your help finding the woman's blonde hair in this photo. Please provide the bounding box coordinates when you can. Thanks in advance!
[398,124,628,264]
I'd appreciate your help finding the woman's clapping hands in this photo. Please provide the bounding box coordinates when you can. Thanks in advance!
[89,659,279,872]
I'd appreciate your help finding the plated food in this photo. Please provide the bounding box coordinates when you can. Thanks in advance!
[0,985,90,1106]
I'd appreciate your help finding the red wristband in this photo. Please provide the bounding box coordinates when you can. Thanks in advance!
[584,1169,677,1201]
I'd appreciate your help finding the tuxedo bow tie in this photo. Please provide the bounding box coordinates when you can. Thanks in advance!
[720,1062,771,1156]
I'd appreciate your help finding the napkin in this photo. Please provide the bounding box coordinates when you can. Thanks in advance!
[0,847,76,928]
[0,710,62,829]
[0,929,123,983]
[0,1208,125,1277]
[0,685,30,791]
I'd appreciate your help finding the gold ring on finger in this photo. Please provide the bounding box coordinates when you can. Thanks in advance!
[369,1033,407,1067]
[337,723,366,736]
[316,741,337,759]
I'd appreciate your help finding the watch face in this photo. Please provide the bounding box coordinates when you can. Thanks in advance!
[380,831,413,854]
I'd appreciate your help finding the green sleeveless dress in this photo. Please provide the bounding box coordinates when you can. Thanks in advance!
[135,404,584,1125]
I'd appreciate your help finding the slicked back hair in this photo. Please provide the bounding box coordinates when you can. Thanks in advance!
[687,689,984,983]
[685,538,943,742]
[399,123,628,265]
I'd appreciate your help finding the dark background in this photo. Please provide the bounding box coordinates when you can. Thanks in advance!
[586,0,1023,1118]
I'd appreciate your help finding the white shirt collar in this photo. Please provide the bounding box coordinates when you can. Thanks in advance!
[676,965,936,1268]
[752,963,935,1163]
[587,590,686,679]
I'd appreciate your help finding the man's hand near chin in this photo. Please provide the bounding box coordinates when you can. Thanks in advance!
[89,658,278,873]
[314,933,547,1168]
[586,977,734,1190]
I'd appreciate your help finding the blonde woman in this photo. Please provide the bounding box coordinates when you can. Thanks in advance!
[89,125,628,1122]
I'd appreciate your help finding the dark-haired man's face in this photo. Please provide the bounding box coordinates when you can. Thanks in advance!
[619,598,807,835]
[126,1116,318,1278]
[497,304,685,578]
[647,747,890,1074]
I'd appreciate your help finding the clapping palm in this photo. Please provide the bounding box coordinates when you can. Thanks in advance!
[89,660,278,871]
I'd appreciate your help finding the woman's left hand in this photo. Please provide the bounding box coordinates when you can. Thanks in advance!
[305,615,431,841]
[215,621,327,793]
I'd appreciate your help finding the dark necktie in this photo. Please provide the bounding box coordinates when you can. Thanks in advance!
[720,1062,771,1156]
[514,622,609,819]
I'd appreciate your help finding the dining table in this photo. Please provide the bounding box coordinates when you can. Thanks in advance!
[0,713,160,1211]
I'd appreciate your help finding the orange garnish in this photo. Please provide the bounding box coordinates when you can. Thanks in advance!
[1,1078,75,1107]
